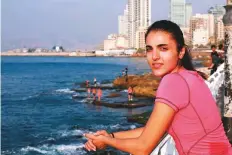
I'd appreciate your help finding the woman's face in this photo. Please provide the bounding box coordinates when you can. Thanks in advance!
[146,31,181,77]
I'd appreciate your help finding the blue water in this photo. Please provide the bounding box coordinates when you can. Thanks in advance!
[2,56,155,155]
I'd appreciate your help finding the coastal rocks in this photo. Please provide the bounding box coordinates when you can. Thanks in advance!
[127,111,152,125]
[113,73,160,98]
[133,86,157,98]
[92,99,153,108]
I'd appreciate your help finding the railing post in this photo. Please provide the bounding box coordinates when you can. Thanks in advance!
[223,0,232,143]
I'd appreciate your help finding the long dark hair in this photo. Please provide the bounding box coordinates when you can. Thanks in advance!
[145,20,207,79]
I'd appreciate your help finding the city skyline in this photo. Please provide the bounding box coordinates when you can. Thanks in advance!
[2,0,225,51]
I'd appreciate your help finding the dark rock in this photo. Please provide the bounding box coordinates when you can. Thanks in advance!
[70,125,80,130]
[72,94,86,99]
[71,88,87,92]
[92,100,153,109]
[106,93,122,98]
[127,111,152,125]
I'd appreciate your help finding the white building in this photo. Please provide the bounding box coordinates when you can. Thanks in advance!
[118,5,129,36]
[190,14,214,44]
[135,27,147,49]
[192,28,208,46]
[170,0,192,27]
[95,49,136,56]
[180,27,191,45]
[215,16,224,42]
[185,3,192,27]
[128,0,151,48]
[116,36,129,49]
[104,34,129,51]
[208,5,225,22]
[170,0,186,27]
[104,39,116,51]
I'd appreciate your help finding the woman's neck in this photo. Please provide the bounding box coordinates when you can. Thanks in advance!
[171,66,185,74]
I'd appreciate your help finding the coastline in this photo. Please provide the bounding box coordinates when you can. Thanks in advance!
[0,52,141,57]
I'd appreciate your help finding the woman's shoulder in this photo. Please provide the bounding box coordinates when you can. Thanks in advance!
[161,72,186,83]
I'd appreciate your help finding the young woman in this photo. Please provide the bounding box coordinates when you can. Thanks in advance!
[84,20,232,155]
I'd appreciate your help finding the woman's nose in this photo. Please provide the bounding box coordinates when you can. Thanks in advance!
[152,49,160,61]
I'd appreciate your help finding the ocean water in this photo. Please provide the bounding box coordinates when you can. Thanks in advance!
[1,56,153,155]
[1,56,203,155]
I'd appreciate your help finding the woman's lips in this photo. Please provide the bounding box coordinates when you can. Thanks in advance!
[152,63,163,69]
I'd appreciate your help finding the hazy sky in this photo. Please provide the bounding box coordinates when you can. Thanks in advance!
[2,0,226,51]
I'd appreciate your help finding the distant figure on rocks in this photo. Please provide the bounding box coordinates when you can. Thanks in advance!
[86,80,89,87]
[92,88,96,100]
[94,78,97,87]
[209,45,221,75]
[128,86,133,101]
[87,88,91,98]
[121,70,125,77]
[125,67,128,82]
[125,67,128,76]
[97,88,102,101]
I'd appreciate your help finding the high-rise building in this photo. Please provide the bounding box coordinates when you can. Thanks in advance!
[170,0,186,27]
[185,3,192,27]
[118,5,129,37]
[208,5,225,44]
[208,5,225,22]
[128,0,151,48]
[215,15,224,42]
[190,14,214,45]
[170,0,192,27]
[135,27,147,49]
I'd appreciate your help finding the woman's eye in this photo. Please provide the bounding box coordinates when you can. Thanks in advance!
[160,47,168,51]
[146,47,152,52]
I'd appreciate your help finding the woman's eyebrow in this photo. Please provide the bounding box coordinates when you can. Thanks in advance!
[145,45,153,49]
[157,44,168,47]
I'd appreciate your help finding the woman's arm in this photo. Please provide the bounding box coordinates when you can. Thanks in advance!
[84,127,144,151]
[85,102,175,155]
[113,127,144,139]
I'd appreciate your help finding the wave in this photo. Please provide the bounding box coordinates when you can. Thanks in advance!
[21,94,40,101]
[59,129,89,138]
[55,88,75,94]
[121,89,128,92]
[20,143,86,155]
[90,123,138,132]
[21,146,48,154]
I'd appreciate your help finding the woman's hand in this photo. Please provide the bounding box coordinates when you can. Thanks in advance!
[84,130,111,151]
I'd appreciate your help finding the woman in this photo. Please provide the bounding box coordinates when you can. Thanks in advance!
[84,20,232,155]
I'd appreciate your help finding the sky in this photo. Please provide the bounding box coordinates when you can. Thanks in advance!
[1,0,226,51]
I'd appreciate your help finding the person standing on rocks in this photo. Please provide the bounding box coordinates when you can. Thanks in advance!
[97,88,102,102]
[125,67,128,76]
[93,78,97,87]
[92,88,96,100]
[125,67,128,82]
[86,80,89,87]
[87,87,91,98]
[128,86,133,101]
[84,20,232,155]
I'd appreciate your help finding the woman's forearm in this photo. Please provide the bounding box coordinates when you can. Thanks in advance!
[113,127,144,139]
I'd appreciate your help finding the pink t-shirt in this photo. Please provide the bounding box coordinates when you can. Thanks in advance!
[156,70,232,155]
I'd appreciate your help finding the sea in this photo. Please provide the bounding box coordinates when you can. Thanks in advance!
[1,56,202,155]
